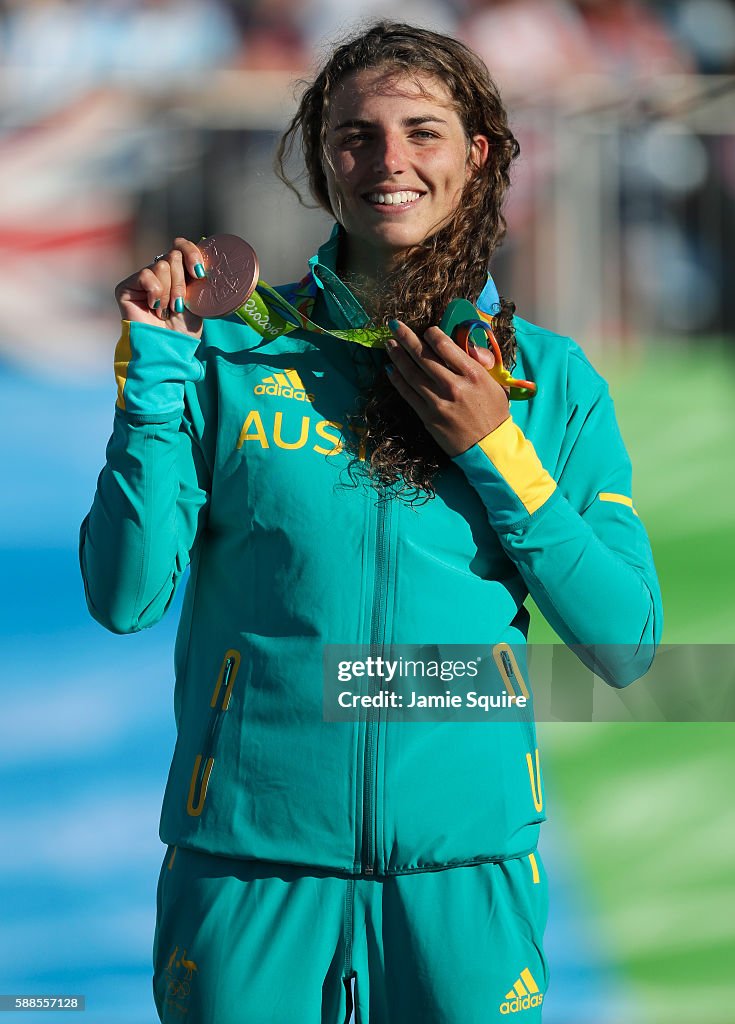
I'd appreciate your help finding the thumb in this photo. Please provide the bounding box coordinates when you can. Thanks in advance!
[469,341,510,395]
[468,342,495,370]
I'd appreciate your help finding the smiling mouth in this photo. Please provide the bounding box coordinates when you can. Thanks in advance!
[362,190,425,210]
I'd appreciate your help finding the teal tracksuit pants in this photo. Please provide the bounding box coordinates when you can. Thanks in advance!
[152,846,549,1023]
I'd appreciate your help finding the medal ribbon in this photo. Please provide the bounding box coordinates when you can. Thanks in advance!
[232,272,535,399]
[233,279,391,348]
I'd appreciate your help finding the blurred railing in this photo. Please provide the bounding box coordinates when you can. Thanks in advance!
[0,72,733,373]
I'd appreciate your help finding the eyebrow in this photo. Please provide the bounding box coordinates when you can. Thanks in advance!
[331,116,449,132]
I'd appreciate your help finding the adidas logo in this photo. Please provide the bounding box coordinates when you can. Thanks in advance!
[499,968,544,1015]
[254,369,315,403]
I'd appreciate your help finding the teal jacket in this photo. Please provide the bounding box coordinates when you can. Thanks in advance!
[79,228,663,875]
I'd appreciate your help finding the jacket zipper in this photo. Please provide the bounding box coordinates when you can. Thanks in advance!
[501,641,544,814]
[187,654,237,816]
[500,649,514,687]
[362,487,392,875]
[204,655,236,759]
[342,877,356,1014]
[497,644,536,752]
[496,645,529,700]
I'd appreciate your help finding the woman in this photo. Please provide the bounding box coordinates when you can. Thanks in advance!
[79,21,663,1024]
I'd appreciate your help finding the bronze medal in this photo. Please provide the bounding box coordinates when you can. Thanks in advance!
[185,234,259,318]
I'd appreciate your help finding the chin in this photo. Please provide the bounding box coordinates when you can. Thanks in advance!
[373,228,429,252]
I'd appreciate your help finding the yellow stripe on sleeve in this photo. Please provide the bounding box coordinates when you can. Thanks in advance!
[528,852,540,884]
[114,321,132,411]
[477,418,556,515]
[599,492,639,517]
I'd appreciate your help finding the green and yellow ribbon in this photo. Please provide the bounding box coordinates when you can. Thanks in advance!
[234,281,391,349]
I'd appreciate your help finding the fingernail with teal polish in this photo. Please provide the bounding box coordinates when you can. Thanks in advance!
[194,263,206,279]
[152,299,161,309]
[388,319,400,333]
[385,365,394,375]
[174,297,185,314]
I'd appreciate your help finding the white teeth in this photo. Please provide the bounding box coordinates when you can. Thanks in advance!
[366,191,421,205]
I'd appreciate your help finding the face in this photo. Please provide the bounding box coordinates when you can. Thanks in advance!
[322,67,489,273]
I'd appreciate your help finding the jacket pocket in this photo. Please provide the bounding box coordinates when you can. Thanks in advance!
[186,650,241,817]
[493,643,544,818]
[493,643,536,746]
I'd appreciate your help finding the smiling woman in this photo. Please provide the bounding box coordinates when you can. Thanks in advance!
[275,24,520,494]
[79,19,663,1024]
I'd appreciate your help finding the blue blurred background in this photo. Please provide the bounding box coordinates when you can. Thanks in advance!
[1,1,734,1021]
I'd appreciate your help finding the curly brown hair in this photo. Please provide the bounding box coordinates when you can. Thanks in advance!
[275,21,520,502]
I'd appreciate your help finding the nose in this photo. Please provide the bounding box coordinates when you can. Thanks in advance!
[372,131,407,175]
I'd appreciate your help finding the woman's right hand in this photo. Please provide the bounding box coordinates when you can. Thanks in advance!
[114,237,207,338]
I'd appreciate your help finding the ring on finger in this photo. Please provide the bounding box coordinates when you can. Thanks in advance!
[152,252,168,265]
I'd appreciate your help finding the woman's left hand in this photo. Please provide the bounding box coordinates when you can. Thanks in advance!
[385,319,510,458]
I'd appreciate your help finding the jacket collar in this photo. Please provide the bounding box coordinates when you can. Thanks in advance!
[308,224,370,329]
[307,221,501,328]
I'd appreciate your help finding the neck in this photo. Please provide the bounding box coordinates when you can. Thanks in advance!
[337,231,401,290]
